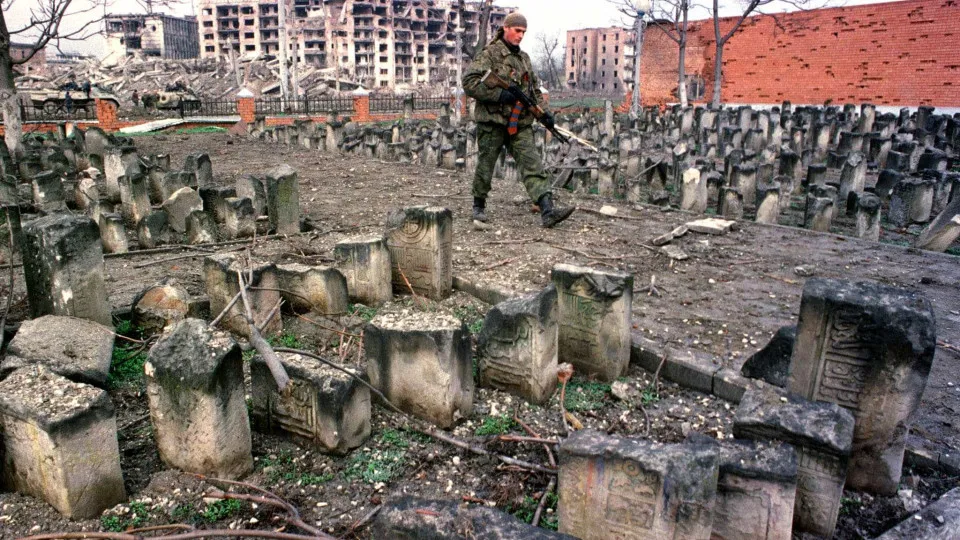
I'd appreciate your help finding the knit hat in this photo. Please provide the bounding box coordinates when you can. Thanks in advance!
[503,12,527,28]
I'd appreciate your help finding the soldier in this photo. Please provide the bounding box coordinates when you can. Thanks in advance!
[462,12,574,228]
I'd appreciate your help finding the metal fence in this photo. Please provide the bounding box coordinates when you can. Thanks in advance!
[369,94,405,112]
[181,99,238,118]
[255,96,354,116]
[413,95,451,111]
[19,103,97,123]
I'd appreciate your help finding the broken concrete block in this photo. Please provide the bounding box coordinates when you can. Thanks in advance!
[364,311,473,428]
[186,209,217,244]
[275,264,349,316]
[788,278,936,495]
[333,236,393,307]
[145,319,252,479]
[686,217,737,235]
[265,164,300,235]
[734,387,855,538]
[477,286,558,405]
[22,214,112,327]
[222,196,256,239]
[385,206,453,300]
[558,430,719,539]
[875,486,960,539]
[131,280,192,336]
[161,187,204,233]
[5,315,114,387]
[740,325,796,388]
[204,253,282,338]
[250,351,370,455]
[0,366,125,519]
[552,264,632,382]
[235,175,267,216]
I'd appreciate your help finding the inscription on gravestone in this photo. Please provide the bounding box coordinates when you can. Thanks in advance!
[385,206,452,300]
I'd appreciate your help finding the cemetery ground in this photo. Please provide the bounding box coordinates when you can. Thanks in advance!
[1,130,958,539]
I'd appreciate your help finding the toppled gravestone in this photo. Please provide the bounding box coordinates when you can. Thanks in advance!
[145,319,253,479]
[3,315,114,387]
[385,206,453,300]
[21,214,112,327]
[875,486,960,539]
[204,253,282,338]
[371,497,577,539]
[787,278,936,495]
[333,236,393,307]
[552,264,632,382]
[477,285,558,405]
[558,430,719,539]
[739,325,796,388]
[364,310,473,428]
[733,386,855,538]
[161,186,204,233]
[250,351,370,455]
[0,366,126,518]
[131,280,192,335]
[275,263,349,316]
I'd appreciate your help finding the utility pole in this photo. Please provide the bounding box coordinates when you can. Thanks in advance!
[630,0,651,117]
[454,18,464,125]
[278,0,290,101]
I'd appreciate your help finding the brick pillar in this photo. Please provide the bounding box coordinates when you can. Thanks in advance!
[95,99,118,131]
[237,88,255,124]
[352,88,370,122]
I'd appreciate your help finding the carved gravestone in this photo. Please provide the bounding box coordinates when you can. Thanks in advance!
[204,253,282,338]
[0,366,125,518]
[250,351,371,455]
[710,439,798,540]
[552,264,632,382]
[788,278,936,495]
[477,286,558,405]
[875,487,960,539]
[145,319,253,479]
[364,311,473,428]
[275,264,349,316]
[265,164,300,235]
[222,197,256,239]
[22,215,112,327]
[734,386,855,538]
[333,236,393,307]
[558,430,719,540]
[385,206,453,300]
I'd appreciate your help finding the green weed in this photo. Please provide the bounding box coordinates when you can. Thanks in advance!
[177,126,227,135]
[475,414,518,436]
[100,502,149,532]
[839,496,862,516]
[108,346,148,389]
[202,499,242,522]
[260,449,334,485]
[509,493,558,530]
[564,380,611,411]
[350,303,379,322]
[344,428,412,484]
[946,247,960,257]
[172,504,199,522]
[640,387,660,405]
[268,332,302,349]
[454,305,485,334]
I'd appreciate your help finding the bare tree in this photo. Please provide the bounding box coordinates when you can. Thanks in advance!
[649,0,693,106]
[456,0,493,59]
[710,0,818,106]
[532,31,563,90]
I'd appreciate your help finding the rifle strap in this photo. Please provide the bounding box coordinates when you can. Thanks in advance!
[507,102,524,135]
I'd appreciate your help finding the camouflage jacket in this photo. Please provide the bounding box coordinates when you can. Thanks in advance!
[462,38,544,127]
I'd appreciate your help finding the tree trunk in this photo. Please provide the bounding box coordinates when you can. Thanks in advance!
[677,37,688,106]
[711,42,723,107]
[0,60,21,159]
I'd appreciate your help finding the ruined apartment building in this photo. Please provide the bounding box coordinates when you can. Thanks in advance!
[104,14,200,60]
[565,27,635,93]
[196,0,511,89]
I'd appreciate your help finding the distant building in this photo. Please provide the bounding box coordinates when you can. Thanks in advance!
[564,27,633,94]
[10,42,47,74]
[104,13,200,60]
[195,0,512,90]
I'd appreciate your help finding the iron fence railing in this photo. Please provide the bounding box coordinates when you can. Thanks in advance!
[412,95,451,111]
[369,94,405,112]
[19,103,97,123]
[181,99,238,118]
[255,96,354,116]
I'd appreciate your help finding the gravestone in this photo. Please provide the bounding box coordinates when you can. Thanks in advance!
[251,351,371,455]
[222,197,256,239]
[183,152,213,187]
[137,210,174,249]
[740,325,796,388]
[265,164,300,235]
[333,236,393,307]
[755,180,781,224]
[204,253,282,337]
[856,193,882,241]
[680,168,707,213]
[131,280,192,336]
[0,366,125,518]
[161,187,204,233]
[788,278,936,495]
[734,386,855,538]
[915,205,960,252]
[719,186,744,219]
[385,206,453,300]
[199,186,237,223]
[875,487,960,539]
[804,190,835,232]
[477,286,558,405]
[364,311,473,428]
[235,175,267,216]
[4,315,114,387]
[731,164,758,207]
[118,173,151,227]
[558,430,719,540]
[275,264,349,316]
[186,209,218,244]
[145,319,253,479]
[21,215,111,327]
[552,264,632,382]
[98,213,128,254]
[31,171,66,213]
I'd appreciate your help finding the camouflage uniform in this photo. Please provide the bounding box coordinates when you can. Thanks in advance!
[462,34,551,203]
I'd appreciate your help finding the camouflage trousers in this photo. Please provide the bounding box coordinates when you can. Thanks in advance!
[472,122,551,203]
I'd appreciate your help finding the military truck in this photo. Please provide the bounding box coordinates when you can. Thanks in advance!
[26,84,119,114]
[154,83,201,111]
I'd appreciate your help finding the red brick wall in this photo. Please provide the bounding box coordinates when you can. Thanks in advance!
[640,0,960,106]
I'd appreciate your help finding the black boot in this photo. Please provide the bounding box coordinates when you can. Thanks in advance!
[472,197,488,222]
[538,193,575,228]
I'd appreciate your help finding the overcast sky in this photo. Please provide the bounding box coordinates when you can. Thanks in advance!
[6,0,906,58]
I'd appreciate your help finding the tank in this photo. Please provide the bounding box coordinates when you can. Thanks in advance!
[154,84,201,111]
[26,83,119,114]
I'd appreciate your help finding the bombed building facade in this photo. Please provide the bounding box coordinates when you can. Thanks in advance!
[104,14,201,61]
[196,0,512,90]
[564,27,635,94]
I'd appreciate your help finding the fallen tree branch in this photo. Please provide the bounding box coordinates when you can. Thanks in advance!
[238,271,289,391]
[0,211,16,352]
[479,237,539,246]
[532,477,557,528]
[547,243,625,262]
[578,207,646,222]
[482,256,519,271]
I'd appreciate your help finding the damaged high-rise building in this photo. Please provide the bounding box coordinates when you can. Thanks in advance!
[196,0,512,90]
[104,14,200,61]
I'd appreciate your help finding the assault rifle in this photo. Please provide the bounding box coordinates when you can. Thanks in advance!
[481,69,570,145]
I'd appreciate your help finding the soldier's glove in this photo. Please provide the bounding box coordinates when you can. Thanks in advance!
[540,111,556,130]
[498,89,518,105]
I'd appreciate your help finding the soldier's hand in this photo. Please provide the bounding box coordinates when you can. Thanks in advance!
[540,111,556,130]
[507,84,526,102]
[498,89,518,105]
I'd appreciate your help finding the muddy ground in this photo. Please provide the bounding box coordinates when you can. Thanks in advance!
[0,130,958,538]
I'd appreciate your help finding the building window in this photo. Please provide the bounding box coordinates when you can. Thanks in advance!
[571,59,575,67]
[683,74,707,100]
[569,71,574,79]
[601,83,605,89]
[614,58,618,65]
[582,48,586,54]
[205,45,214,52]
[601,70,605,77]
[613,71,617,78]
[614,82,618,89]
[571,36,576,43]
[602,34,606,41]
[245,44,255,51]
[615,45,619,53]
[615,34,619,41]
[381,81,389,87]
[602,59,606,65]
[381,68,388,74]
[602,46,606,53]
